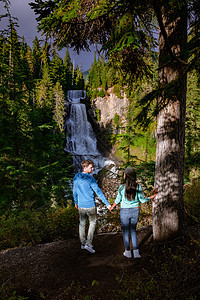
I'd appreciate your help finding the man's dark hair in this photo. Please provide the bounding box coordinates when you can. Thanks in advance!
[81,160,94,169]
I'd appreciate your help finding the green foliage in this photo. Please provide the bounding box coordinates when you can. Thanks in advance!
[89,88,99,99]
[98,88,105,97]
[87,52,144,92]
[88,55,104,89]
[114,92,156,166]
[113,84,123,99]
[0,206,79,250]
[74,65,84,89]
[0,15,85,214]
[30,0,155,83]
[95,108,100,122]
[53,82,65,132]
[114,241,200,299]
[133,129,157,162]
[49,206,79,239]
[113,113,120,127]
[184,179,200,221]
[36,64,54,107]
[32,36,42,79]
[63,48,73,94]
[116,129,136,165]
[136,161,156,191]
[0,267,28,300]
[185,71,200,179]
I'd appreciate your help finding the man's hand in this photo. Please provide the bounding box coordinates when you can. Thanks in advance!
[107,204,112,211]
[75,204,78,210]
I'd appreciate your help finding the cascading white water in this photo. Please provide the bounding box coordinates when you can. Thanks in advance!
[64,90,114,173]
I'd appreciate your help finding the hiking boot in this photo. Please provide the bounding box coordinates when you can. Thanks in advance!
[81,244,85,250]
[123,250,132,258]
[84,244,95,254]
[133,249,141,258]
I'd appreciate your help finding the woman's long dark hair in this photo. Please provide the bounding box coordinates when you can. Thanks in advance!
[124,167,137,200]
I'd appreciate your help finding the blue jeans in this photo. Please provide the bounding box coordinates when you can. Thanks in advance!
[78,206,97,246]
[120,207,139,250]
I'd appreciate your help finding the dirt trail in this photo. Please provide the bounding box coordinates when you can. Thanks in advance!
[0,227,152,299]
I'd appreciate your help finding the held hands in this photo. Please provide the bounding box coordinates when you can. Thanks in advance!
[107,204,112,211]
[107,204,116,212]
[109,203,117,212]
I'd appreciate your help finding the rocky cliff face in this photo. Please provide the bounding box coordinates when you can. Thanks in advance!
[91,87,129,127]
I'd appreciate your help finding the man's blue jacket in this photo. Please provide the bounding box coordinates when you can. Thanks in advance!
[73,172,109,208]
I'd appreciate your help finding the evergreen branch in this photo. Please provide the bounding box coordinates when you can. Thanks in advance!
[134,73,187,129]
[152,1,188,66]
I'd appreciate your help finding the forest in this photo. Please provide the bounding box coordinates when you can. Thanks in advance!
[0,8,85,248]
[0,0,200,299]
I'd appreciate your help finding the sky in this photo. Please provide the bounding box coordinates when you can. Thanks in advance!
[0,0,95,71]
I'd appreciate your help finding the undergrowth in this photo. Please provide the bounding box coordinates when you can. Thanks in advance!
[184,179,200,222]
[0,267,28,299]
[0,206,79,250]
[114,237,200,299]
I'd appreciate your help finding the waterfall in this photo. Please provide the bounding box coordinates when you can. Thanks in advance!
[64,90,114,173]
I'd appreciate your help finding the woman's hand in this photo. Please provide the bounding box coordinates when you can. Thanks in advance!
[110,203,117,211]
[150,188,158,199]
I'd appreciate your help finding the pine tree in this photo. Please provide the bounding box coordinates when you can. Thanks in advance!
[41,41,50,67]
[36,64,54,108]
[32,36,42,79]
[53,81,65,132]
[63,48,73,93]
[20,37,33,92]
[74,65,84,89]
[50,49,65,86]
[101,61,107,90]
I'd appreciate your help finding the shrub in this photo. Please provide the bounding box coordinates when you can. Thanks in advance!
[91,89,98,99]
[184,179,200,221]
[95,108,100,122]
[0,206,79,250]
[48,206,79,239]
[98,89,105,97]
[113,113,120,127]
[113,84,123,99]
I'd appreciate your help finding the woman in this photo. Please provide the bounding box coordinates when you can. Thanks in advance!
[110,167,157,258]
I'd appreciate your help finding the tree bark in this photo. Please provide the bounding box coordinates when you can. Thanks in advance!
[153,4,187,242]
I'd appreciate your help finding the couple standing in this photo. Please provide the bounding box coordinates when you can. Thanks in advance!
[73,159,157,258]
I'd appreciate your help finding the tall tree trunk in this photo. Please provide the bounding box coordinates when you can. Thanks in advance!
[153,4,187,242]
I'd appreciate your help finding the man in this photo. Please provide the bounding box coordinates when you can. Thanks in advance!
[73,159,111,253]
